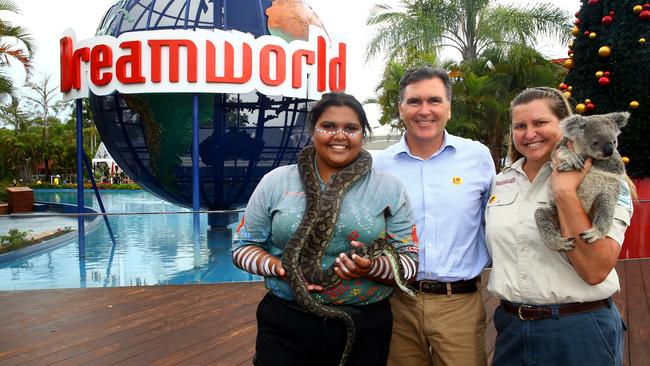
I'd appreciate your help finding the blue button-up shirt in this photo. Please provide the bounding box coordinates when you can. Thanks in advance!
[373,131,495,281]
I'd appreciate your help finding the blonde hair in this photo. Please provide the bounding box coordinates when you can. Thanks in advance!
[507,87,573,164]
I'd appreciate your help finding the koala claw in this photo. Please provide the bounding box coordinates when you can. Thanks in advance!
[557,161,575,172]
[556,147,584,171]
[548,237,576,251]
[579,228,603,244]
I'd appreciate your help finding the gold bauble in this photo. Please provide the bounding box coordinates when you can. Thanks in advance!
[595,71,604,78]
[598,46,612,57]
[569,40,575,48]
[640,38,647,44]
[634,4,643,13]
[568,86,573,91]
[585,99,592,103]
[564,58,575,69]
[589,32,597,39]
[622,156,630,165]
[572,26,580,36]
[563,91,572,98]
[576,103,587,114]
[630,100,640,109]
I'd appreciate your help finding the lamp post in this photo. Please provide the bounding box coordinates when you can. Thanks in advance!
[24,157,31,183]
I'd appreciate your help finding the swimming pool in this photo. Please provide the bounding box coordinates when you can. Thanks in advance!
[0,190,260,290]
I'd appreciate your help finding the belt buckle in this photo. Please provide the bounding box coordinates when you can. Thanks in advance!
[517,305,533,320]
[418,281,427,293]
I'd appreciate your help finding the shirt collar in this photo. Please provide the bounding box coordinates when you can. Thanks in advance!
[391,130,456,159]
[503,157,552,177]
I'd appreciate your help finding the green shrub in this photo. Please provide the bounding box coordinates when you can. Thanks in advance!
[30,182,142,190]
[0,229,32,254]
[0,227,73,254]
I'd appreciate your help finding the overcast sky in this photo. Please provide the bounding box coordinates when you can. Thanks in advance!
[6,0,580,124]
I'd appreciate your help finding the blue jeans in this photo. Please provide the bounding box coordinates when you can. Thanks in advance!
[492,298,625,366]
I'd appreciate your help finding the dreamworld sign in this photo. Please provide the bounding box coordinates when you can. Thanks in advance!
[59,26,346,101]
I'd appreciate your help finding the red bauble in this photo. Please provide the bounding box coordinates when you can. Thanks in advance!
[604,71,611,77]
[602,15,613,25]
[575,10,580,17]
[586,102,596,110]
[640,10,650,21]
[584,30,590,36]
[588,0,599,4]
[609,11,615,15]
[559,83,568,90]
[598,77,611,86]
[575,18,581,25]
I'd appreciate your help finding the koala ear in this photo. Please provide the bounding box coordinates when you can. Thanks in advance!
[560,115,586,139]
[603,112,630,130]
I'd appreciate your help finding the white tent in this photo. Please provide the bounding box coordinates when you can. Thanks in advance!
[92,142,122,175]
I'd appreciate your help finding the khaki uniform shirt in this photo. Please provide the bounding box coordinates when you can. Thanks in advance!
[486,158,633,304]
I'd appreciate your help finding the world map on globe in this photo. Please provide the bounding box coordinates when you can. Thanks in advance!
[89,0,327,213]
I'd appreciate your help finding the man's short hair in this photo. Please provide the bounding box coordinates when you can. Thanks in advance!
[399,65,452,103]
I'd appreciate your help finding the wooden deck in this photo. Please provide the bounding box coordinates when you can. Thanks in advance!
[0,259,648,365]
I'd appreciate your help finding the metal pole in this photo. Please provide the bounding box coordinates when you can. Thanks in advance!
[192,93,201,269]
[76,99,86,259]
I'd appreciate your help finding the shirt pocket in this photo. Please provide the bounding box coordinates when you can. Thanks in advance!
[486,191,518,225]
[488,191,518,207]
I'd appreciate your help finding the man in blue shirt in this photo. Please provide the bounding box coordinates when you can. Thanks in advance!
[374,66,496,365]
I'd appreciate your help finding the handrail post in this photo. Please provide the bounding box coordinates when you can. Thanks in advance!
[76,99,86,259]
[192,93,201,269]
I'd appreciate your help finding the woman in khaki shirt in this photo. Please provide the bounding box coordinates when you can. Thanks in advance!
[485,87,633,366]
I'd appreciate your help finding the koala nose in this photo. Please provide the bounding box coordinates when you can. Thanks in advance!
[603,142,614,157]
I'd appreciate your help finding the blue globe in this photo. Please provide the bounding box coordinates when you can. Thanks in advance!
[89,0,323,211]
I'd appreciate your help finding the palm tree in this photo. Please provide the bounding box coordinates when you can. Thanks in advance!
[0,0,35,99]
[449,45,566,170]
[366,0,571,63]
[24,74,61,179]
[0,95,28,133]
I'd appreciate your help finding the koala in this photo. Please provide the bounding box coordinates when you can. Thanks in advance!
[535,111,629,251]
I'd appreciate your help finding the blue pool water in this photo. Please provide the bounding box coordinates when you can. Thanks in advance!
[0,190,260,290]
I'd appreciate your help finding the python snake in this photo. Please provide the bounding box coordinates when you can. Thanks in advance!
[281,145,414,366]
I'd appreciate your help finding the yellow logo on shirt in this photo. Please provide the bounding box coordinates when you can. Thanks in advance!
[452,176,462,185]
[488,195,496,204]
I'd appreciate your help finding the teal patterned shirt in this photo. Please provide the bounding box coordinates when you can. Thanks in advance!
[232,162,419,305]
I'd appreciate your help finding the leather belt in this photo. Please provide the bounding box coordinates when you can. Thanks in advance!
[413,278,478,295]
[501,299,610,321]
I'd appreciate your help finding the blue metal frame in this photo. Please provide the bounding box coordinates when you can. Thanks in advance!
[192,93,201,268]
[76,99,86,258]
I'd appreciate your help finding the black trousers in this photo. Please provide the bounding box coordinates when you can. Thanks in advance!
[254,292,393,366]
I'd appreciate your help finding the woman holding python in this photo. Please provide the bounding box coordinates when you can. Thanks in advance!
[232,92,419,366]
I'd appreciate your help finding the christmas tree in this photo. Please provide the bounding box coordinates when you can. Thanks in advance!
[562,0,650,178]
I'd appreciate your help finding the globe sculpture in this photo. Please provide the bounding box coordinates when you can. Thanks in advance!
[89,0,325,212]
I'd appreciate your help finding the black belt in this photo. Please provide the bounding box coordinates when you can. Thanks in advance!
[413,278,478,295]
[501,299,610,321]
[268,292,389,316]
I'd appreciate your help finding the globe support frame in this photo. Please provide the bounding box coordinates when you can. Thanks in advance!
[76,99,86,259]
[73,95,204,266]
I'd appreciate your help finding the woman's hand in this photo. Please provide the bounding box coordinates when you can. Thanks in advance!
[272,258,324,292]
[334,241,373,280]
